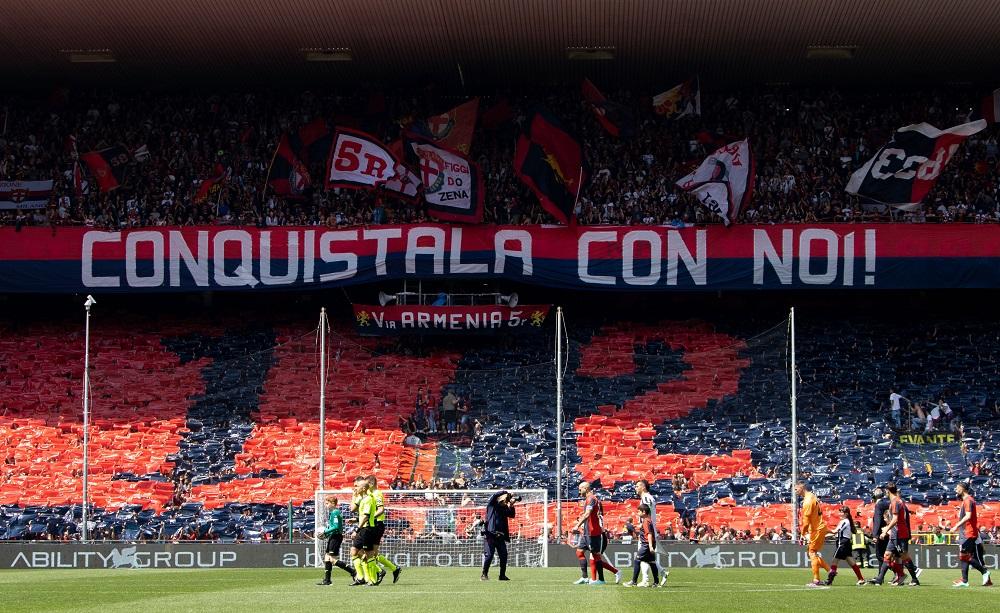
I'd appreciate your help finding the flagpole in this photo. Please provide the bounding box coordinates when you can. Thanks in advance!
[81,295,94,544]
[572,166,584,213]
[790,306,799,542]
[262,139,281,196]
[318,308,327,493]
[555,306,563,543]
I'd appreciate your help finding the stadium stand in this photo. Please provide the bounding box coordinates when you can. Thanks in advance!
[1,87,999,231]
[2,306,998,542]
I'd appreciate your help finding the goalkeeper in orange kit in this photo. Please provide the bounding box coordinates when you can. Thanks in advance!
[796,481,831,587]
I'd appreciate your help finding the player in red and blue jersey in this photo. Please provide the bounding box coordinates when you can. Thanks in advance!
[871,483,920,586]
[572,481,609,585]
[952,482,992,588]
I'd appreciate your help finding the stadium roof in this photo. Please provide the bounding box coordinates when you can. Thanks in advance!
[2,0,998,87]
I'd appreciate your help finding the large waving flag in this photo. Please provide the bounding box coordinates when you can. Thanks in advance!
[325,128,418,199]
[194,163,228,203]
[80,145,130,192]
[424,98,479,154]
[846,120,986,211]
[267,133,311,196]
[581,78,633,138]
[675,139,754,226]
[653,78,701,119]
[514,111,588,225]
[404,133,483,223]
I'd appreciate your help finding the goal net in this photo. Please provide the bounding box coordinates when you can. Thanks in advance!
[314,489,548,568]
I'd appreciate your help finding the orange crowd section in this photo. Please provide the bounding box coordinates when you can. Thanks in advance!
[0,324,205,511]
[188,328,460,507]
[574,322,755,484]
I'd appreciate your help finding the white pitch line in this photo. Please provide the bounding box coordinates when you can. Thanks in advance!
[22,586,827,595]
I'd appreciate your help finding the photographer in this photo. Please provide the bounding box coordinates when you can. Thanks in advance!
[481,491,519,581]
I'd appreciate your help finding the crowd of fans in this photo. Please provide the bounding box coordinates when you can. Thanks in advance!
[2,86,999,230]
[400,387,478,442]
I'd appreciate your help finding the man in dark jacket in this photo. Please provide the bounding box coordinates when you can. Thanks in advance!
[871,488,890,568]
[481,491,517,581]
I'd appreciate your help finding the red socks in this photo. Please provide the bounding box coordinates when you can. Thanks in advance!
[589,558,599,580]
[851,564,864,580]
[602,560,618,574]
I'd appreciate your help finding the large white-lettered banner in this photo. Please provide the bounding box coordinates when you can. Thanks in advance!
[2,224,1000,293]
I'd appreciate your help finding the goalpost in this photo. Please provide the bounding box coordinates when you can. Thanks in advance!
[314,489,549,569]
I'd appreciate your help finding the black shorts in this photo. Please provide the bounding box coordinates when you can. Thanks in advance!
[875,537,887,560]
[325,534,343,555]
[960,537,978,555]
[353,527,377,551]
[834,539,853,560]
[886,537,909,555]
[373,521,386,543]
[576,534,603,553]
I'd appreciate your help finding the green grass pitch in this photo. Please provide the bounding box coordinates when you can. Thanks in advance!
[0,568,994,613]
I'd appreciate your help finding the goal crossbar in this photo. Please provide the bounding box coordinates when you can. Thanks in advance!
[314,488,549,569]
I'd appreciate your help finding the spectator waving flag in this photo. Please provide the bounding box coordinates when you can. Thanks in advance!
[845,120,987,211]
[131,144,150,163]
[80,145,130,192]
[194,163,228,203]
[404,133,484,223]
[581,78,633,138]
[513,110,589,225]
[267,133,311,196]
[653,78,701,118]
[675,139,755,226]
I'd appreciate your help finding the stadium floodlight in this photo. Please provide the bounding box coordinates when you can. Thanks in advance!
[302,48,353,62]
[378,291,398,307]
[314,489,548,569]
[61,49,116,63]
[566,46,616,61]
[805,45,857,60]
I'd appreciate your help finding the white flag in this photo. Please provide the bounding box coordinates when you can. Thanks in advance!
[675,139,754,226]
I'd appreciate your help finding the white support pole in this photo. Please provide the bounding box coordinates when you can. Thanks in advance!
[555,306,563,543]
[318,307,327,493]
[81,297,93,543]
[790,306,799,542]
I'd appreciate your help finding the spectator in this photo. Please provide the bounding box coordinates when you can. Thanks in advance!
[442,389,459,434]
[888,388,904,430]
[2,86,998,231]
